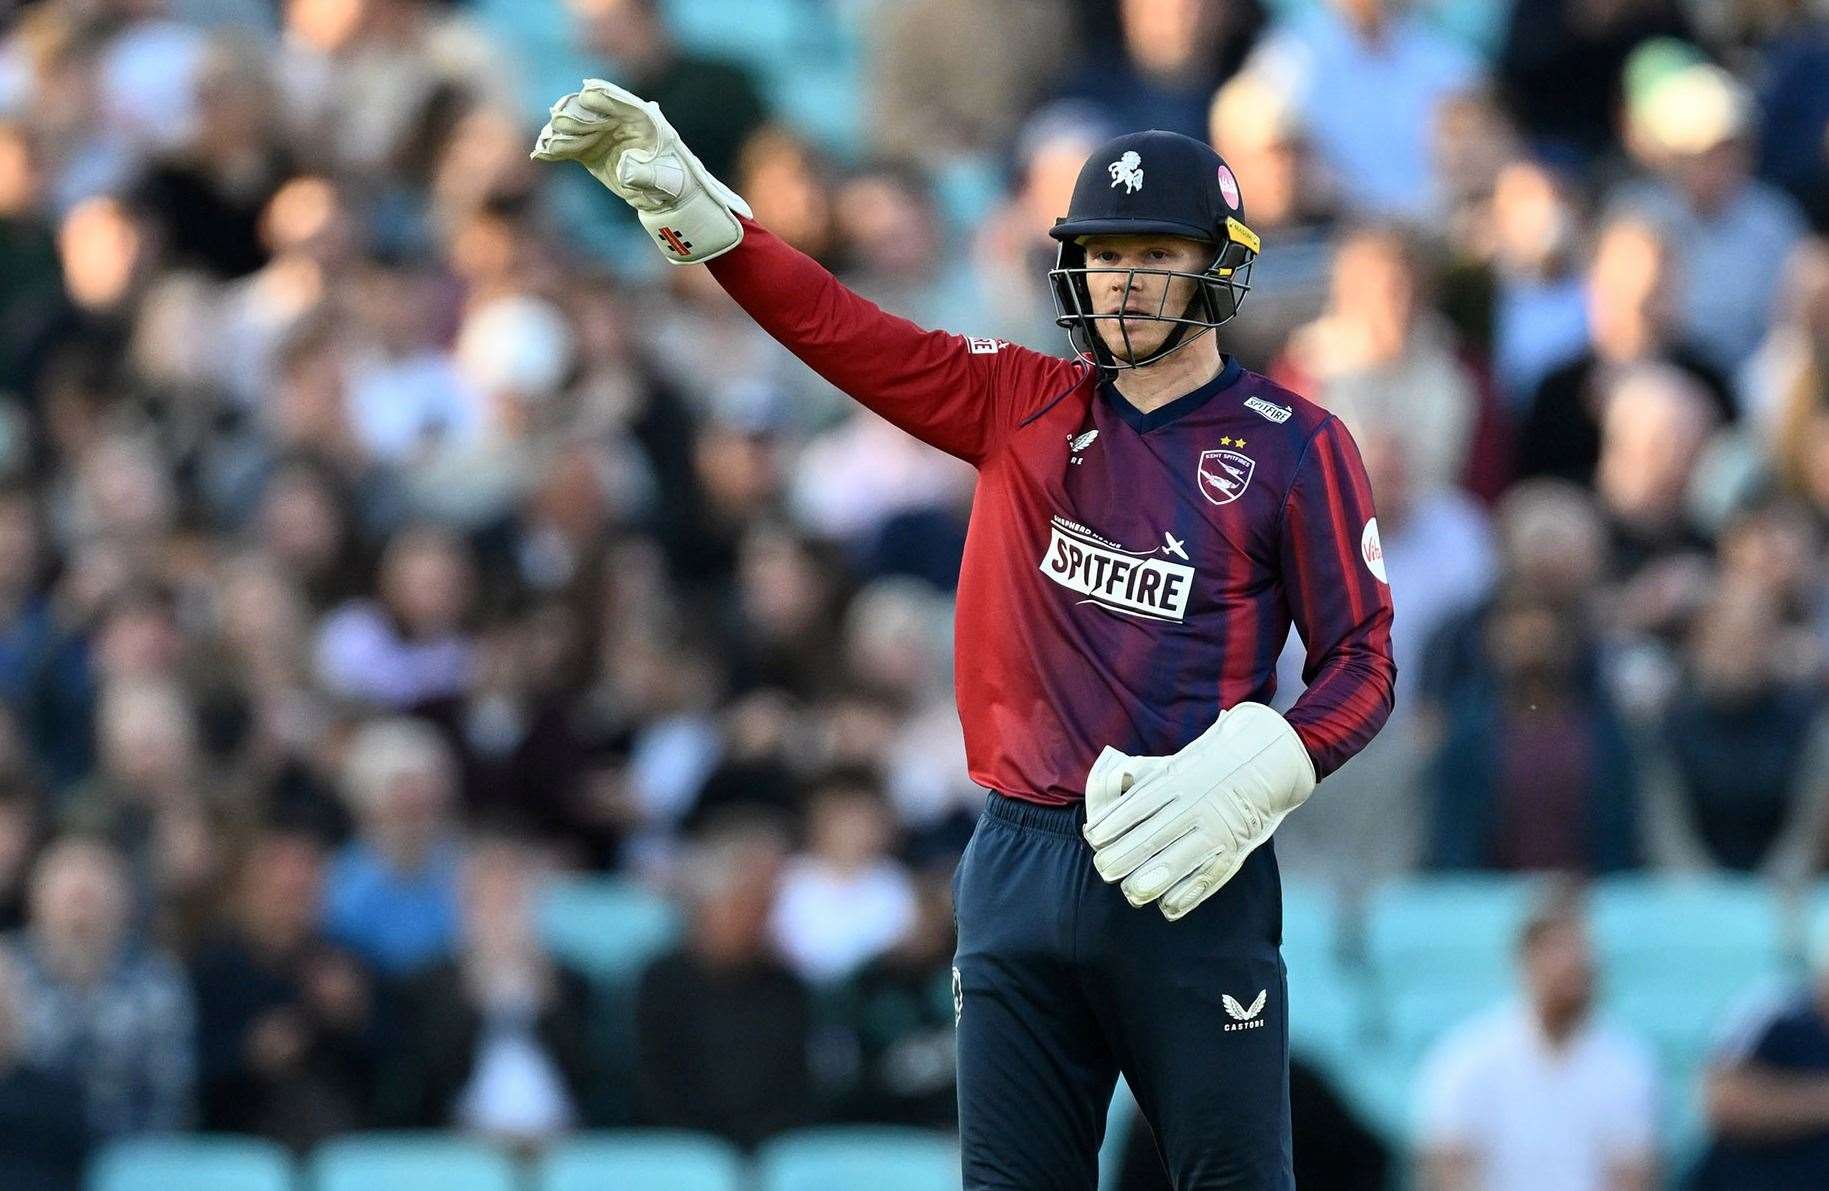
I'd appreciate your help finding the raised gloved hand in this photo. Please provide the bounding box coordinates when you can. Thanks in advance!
[1083,703,1316,921]
[530,79,752,264]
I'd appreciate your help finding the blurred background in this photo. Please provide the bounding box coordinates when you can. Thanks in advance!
[1,0,1829,1188]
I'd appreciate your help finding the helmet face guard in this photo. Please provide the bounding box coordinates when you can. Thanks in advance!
[1047,216,1259,371]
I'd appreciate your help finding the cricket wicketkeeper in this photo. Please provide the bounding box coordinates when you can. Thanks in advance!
[533,80,1396,1190]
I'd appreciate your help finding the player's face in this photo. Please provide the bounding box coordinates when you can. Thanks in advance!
[1081,234,1213,361]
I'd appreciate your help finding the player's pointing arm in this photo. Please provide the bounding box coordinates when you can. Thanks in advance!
[531,81,1079,466]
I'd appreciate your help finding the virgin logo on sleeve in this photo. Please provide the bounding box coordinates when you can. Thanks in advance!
[1040,517,1194,622]
[1361,518,1388,583]
[1196,443,1254,506]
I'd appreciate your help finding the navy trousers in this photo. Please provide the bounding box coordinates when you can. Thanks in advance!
[953,792,1294,1190]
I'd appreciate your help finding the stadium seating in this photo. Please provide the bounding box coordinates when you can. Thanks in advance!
[308,1134,519,1191]
[88,1136,295,1191]
[536,1131,745,1191]
[537,875,683,985]
[755,1126,959,1191]
[1591,874,1787,971]
[1364,874,1546,982]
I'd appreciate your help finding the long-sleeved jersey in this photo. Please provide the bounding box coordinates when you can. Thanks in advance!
[709,220,1395,805]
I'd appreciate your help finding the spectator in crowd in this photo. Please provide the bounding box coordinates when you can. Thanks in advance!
[867,0,1070,166]
[1480,158,1592,410]
[1518,216,1733,487]
[969,102,1115,350]
[247,459,365,612]
[1615,57,1807,373]
[1712,496,1829,661]
[634,813,816,1147]
[207,174,363,416]
[384,836,597,1140]
[732,127,840,266]
[1056,0,1266,141]
[831,160,986,338]
[0,780,45,934]
[1273,427,1495,885]
[1743,237,1829,445]
[0,119,62,402]
[1752,3,1829,228]
[771,769,918,987]
[341,263,484,470]
[3,836,195,1138]
[0,950,89,1191]
[1424,586,1642,874]
[1689,914,1829,1189]
[62,673,227,943]
[565,0,769,184]
[275,0,509,183]
[1416,884,1658,1191]
[1205,70,1338,372]
[1639,582,1829,877]
[1245,0,1484,219]
[1276,225,1489,498]
[314,525,476,713]
[191,831,377,1147]
[320,717,463,979]
[133,38,291,280]
[1420,479,1610,714]
[0,487,56,726]
[1594,364,1720,579]
[841,865,958,1127]
[721,527,849,702]
[1761,243,1829,529]
[1497,0,1695,165]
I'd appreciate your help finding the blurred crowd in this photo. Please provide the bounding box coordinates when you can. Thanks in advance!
[2,0,1829,1185]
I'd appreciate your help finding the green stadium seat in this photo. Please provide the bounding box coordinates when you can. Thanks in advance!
[755,1126,959,1191]
[1365,875,1544,981]
[537,876,682,985]
[1381,969,1514,1070]
[536,1131,743,1191]
[1279,880,1341,959]
[89,1136,295,1191]
[1285,948,1364,1068]
[1592,875,1786,974]
[663,0,800,59]
[1098,1077,1140,1191]
[768,65,863,156]
[308,1134,517,1191]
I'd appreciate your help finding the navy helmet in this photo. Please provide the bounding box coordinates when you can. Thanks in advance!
[1048,129,1260,370]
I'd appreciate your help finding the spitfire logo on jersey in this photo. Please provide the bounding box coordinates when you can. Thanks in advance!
[1244,396,1292,424]
[1196,448,1255,506]
[1040,517,1194,622]
[1107,151,1144,193]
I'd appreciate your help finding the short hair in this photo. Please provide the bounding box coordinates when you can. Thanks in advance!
[1517,876,1589,955]
[339,717,454,813]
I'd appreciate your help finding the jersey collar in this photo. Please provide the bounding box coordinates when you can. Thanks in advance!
[1099,355,1244,434]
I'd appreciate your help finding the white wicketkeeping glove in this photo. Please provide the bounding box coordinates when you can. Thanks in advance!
[1083,703,1316,921]
[530,79,752,264]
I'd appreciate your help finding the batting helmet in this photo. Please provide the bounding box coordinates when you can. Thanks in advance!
[1047,129,1260,370]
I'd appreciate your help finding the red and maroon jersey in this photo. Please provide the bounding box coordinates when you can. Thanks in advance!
[709,220,1395,805]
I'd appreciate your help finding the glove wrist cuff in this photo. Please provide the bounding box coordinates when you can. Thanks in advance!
[637,191,745,265]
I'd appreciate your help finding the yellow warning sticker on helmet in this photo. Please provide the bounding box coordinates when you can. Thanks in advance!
[1225,217,1260,254]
